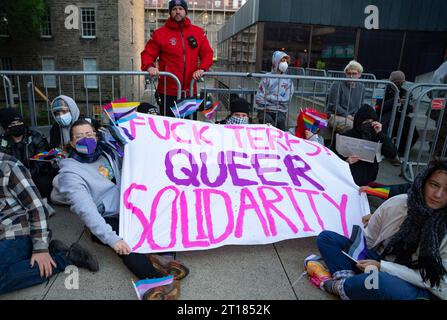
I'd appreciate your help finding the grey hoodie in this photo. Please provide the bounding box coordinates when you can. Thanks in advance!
[51,95,80,146]
[256,51,295,113]
[58,150,122,247]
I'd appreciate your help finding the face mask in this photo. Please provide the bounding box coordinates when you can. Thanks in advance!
[226,115,249,125]
[278,61,288,73]
[7,124,26,137]
[360,122,375,140]
[56,113,73,127]
[75,137,97,155]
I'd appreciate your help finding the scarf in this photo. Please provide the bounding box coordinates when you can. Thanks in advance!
[380,163,447,287]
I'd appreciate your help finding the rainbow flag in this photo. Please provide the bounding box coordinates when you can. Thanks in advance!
[31,148,66,160]
[132,275,174,300]
[202,101,220,120]
[111,102,140,124]
[301,109,328,134]
[364,187,391,199]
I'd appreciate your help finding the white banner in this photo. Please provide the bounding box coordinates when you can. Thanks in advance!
[119,114,369,254]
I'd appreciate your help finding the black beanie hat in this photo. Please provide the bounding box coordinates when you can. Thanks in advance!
[169,0,188,13]
[230,98,250,115]
[0,108,23,129]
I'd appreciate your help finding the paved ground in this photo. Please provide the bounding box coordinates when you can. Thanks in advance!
[0,158,406,300]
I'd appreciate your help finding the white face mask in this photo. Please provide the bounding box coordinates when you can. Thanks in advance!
[278,61,289,73]
[56,113,73,127]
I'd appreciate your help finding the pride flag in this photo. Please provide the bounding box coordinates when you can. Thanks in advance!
[202,101,221,120]
[132,275,174,300]
[170,98,203,118]
[363,187,391,199]
[344,225,369,261]
[111,102,140,124]
[295,108,328,138]
[31,148,66,160]
[102,98,127,123]
[302,109,328,133]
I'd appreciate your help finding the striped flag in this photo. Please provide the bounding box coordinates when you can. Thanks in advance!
[102,98,127,123]
[344,225,369,261]
[202,101,221,120]
[31,148,66,160]
[302,109,328,134]
[131,275,174,300]
[111,102,140,124]
[363,186,390,199]
[170,98,203,118]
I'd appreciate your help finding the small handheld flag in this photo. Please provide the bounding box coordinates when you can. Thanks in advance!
[111,102,140,124]
[202,101,221,120]
[343,225,369,261]
[363,187,391,199]
[170,98,203,118]
[131,275,174,300]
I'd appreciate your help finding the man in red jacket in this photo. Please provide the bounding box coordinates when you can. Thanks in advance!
[141,0,214,118]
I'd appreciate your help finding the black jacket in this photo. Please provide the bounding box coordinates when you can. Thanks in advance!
[332,105,398,186]
[0,128,50,178]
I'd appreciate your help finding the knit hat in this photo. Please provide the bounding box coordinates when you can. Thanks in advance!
[0,108,23,129]
[230,98,250,115]
[169,0,188,13]
[389,70,406,83]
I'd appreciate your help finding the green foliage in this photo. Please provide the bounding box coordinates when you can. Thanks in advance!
[0,0,47,38]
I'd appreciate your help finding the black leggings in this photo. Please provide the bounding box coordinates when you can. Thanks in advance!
[91,217,162,280]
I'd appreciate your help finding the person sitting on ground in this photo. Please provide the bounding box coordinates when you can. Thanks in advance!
[216,97,251,125]
[49,95,81,149]
[308,159,447,300]
[0,151,98,296]
[0,108,55,199]
[326,60,365,133]
[256,50,294,131]
[332,104,397,187]
[58,119,188,299]
[375,70,419,160]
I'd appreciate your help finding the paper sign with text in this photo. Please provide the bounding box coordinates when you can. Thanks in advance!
[119,114,369,253]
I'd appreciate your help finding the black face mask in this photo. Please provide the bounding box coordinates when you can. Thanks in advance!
[360,122,375,140]
[7,124,26,137]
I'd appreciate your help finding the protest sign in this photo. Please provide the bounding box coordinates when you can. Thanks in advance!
[336,134,382,163]
[119,114,369,253]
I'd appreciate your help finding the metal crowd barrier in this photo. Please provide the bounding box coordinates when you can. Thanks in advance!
[190,71,400,144]
[0,71,181,128]
[400,85,447,182]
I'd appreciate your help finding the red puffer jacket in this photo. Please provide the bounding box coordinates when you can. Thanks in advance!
[141,17,214,97]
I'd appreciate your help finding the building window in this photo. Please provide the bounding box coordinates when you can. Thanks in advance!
[42,58,56,88]
[149,12,156,23]
[40,9,52,37]
[81,8,96,38]
[83,58,98,89]
[0,13,9,37]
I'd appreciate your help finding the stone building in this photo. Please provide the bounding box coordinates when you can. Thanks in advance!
[0,0,145,122]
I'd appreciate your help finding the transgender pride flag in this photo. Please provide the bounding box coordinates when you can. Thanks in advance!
[132,275,174,300]
[344,225,369,261]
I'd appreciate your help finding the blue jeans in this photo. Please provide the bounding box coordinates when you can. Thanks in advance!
[317,231,432,300]
[0,237,69,295]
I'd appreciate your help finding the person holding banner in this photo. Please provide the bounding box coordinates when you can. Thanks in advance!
[58,120,187,299]
[310,159,447,300]
[141,0,214,118]
[332,104,397,187]
[256,50,294,131]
